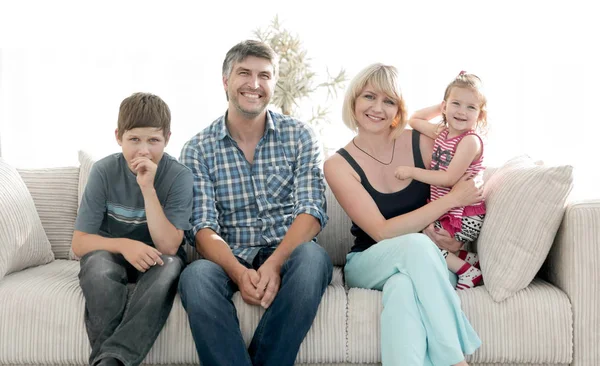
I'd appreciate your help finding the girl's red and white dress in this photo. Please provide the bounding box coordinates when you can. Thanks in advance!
[430,128,486,244]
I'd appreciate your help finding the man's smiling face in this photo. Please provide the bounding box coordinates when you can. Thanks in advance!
[223,55,276,119]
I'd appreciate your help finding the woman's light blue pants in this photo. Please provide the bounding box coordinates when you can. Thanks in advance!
[345,233,481,365]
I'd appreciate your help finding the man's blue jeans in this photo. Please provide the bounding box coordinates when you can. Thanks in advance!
[178,242,333,366]
[78,250,184,366]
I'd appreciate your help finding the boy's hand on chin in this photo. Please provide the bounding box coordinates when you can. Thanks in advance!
[131,157,157,189]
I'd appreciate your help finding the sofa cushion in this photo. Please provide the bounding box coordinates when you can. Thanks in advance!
[476,156,573,302]
[317,184,354,266]
[184,240,202,263]
[70,150,96,260]
[346,280,572,364]
[18,167,79,260]
[460,281,572,363]
[0,262,347,364]
[0,260,88,363]
[77,150,95,207]
[0,159,54,280]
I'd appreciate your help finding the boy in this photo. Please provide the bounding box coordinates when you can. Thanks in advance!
[72,92,193,366]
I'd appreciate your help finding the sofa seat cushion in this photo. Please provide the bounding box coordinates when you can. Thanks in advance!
[346,280,572,364]
[0,261,347,364]
[0,260,88,364]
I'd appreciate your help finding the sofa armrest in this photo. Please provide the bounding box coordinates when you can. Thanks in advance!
[545,199,600,366]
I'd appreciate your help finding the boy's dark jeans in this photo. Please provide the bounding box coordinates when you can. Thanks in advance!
[79,250,183,366]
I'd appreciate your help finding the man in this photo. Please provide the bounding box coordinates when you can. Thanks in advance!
[178,40,333,366]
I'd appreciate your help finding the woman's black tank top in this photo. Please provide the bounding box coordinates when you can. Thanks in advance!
[337,130,430,252]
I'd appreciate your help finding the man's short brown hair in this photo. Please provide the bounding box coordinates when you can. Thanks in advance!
[117,92,171,139]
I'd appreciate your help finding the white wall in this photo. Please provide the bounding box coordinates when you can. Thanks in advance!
[1,1,598,199]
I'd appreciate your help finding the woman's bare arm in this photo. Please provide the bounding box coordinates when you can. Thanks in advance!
[324,154,482,243]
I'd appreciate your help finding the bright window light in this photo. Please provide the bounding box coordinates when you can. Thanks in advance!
[0,1,598,199]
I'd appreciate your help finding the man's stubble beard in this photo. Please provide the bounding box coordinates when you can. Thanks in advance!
[229,89,270,119]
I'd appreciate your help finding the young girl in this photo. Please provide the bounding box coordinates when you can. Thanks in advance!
[395,71,487,290]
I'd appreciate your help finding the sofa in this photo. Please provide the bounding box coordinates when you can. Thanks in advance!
[0,153,599,366]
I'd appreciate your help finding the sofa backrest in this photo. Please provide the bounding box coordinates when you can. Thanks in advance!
[18,167,80,260]
[316,185,354,266]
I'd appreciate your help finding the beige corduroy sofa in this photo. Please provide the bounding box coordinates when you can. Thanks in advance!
[1,160,599,366]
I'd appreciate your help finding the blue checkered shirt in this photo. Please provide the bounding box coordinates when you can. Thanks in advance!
[180,110,328,264]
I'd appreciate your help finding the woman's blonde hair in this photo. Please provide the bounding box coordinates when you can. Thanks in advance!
[342,63,407,137]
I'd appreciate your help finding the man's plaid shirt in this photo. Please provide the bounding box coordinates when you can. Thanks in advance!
[180,110,328,265]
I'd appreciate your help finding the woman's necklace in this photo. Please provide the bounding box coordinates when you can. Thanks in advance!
[352,137,395,165]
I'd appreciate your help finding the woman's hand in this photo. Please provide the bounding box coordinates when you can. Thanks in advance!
[447,174,484,208]
[423,223,463,253]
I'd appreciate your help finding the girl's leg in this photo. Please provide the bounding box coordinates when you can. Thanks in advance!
[345,233,481,365]
[452,214,485,289]
[454,214,485,244]
[446,252,482,290]
[458,250,480,269]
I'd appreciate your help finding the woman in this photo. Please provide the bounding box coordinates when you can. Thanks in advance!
[324,63,482,365]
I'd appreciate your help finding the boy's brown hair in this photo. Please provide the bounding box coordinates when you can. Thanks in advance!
[117,92,171,139]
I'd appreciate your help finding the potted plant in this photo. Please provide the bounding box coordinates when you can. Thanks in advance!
[254,16,347,156]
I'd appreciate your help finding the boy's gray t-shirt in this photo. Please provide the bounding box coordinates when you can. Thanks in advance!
[75,152,193,256]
